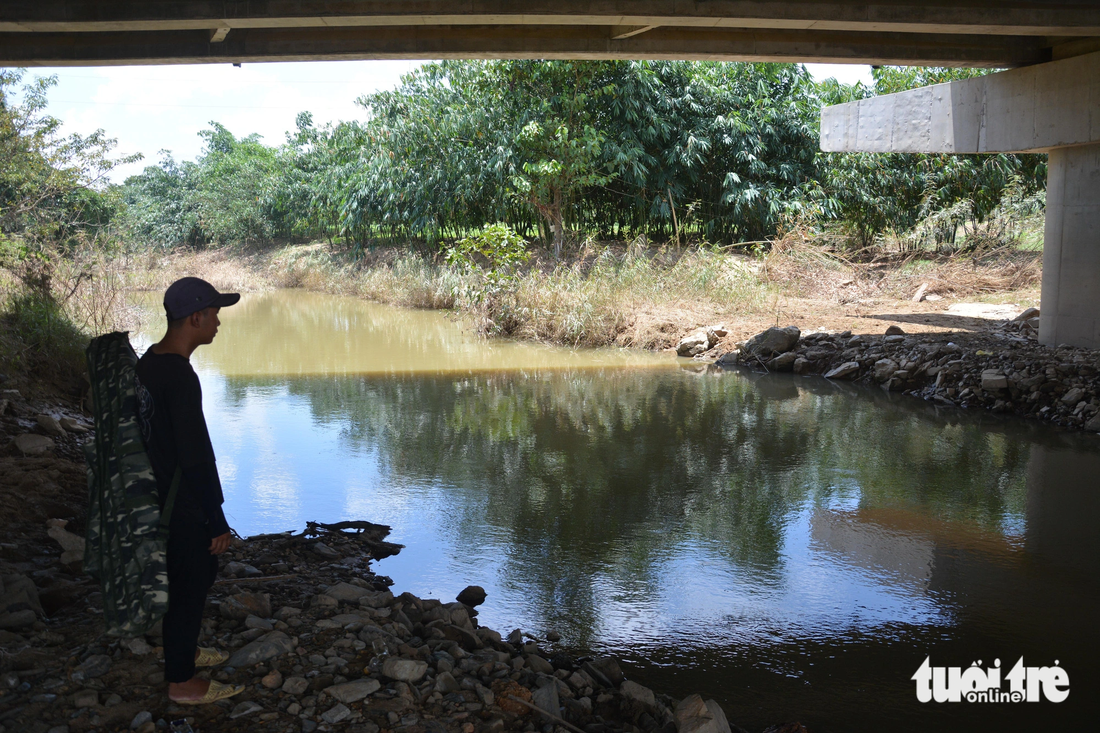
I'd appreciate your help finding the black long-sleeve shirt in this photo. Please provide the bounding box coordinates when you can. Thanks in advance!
[135,349,230,537]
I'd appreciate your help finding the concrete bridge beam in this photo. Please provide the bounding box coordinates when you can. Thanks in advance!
[821,52,1100,350]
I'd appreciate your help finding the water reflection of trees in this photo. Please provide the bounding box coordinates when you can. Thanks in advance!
[224,368,1036,635]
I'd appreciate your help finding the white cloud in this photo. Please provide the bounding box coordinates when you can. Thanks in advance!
[17,60,423,182]
[805,63,874,87]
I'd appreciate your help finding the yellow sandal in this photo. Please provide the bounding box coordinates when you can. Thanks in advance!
[170,679,245,705]
[194,647,230,668]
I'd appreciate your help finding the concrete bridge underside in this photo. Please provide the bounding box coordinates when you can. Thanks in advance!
[2,2,1099,67]
[3,2,1099,349]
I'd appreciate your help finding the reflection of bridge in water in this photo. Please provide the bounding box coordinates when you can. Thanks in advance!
[4,2,1100,348]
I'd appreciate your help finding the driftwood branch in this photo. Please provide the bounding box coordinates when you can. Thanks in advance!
[243,520,405,561]
[506,696,587,733]
[215,573,298,585]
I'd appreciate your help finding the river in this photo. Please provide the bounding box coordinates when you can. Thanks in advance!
[134,289,1099,733]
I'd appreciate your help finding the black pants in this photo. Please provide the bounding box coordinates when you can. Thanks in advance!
[164,519,218,683]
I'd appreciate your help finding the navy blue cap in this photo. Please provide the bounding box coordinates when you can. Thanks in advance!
[163,277,240,321]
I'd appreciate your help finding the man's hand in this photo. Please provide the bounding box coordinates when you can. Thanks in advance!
[209,532,231,555]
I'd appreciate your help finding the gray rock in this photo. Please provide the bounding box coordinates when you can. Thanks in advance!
[0,609,36,629]
[220,592,271,620]
[381,657,428,683]
[1061,387,1087,405]
[714,350,739,366]
[273,606,302,620]
[123,637,152,655]
[456,585,487,607]
[743,326,800,357]
[531,681,560,719]
[765,351,797,372]
[0,575,42,615]
[72,689,98,708]
[884,325,906,336]
[325,678,381,703]
[224,561,247,577]
[1086,412,1100,432]
[358,626,401,656]
[440,623,482,651]
[704,699,733,733]
[228,700,262,719]
[873,359,898,382]
[506,629,524,645]
[14,434,54,455]
[244,614,274,631]
[476,627,502,644]
[587,657,625,686]
[302,720,318,733]
[225,630,294,668]
[474,683,495,706]
[58,417,88,433]
[981,370,1009,390]
[357,590,394,608]
[1013,307,1040,321]
[824,361,860,380]
[311,594,338,610]
[45,520,85,560]
[281,676,310,696]
[674,694,732,733]
[676,331,712,357]
[311,542,340,559]
[526,655,554,675]
[322,703,352,724]
[434,671,459,693]
[36,415,67,437]
[73,654,112,681]
[883,334,906,344]
[324,582,370,603]
[130,711,153,729]
[620,680,656,708]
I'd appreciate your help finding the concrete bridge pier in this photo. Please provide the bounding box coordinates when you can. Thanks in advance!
[821,51,1100,350]
[1042,143,1100,348]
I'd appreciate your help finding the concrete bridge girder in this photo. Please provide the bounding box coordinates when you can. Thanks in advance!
[821,52,1100,351]
[2,1,1099,67]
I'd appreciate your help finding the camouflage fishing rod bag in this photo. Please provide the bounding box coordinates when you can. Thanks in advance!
[84,332,180,637]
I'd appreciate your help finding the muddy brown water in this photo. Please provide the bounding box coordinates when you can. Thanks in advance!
[133,290,1099,733]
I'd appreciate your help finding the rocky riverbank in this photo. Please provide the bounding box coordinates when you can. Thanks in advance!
[0,387,805,733]
[0,520,785,733]
[676,312,1100,434]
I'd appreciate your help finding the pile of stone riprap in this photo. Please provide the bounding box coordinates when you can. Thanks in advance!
[1,520,801,733]
[707,316,1100,433]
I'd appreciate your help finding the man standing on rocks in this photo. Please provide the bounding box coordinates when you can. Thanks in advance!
[135,277,244,705]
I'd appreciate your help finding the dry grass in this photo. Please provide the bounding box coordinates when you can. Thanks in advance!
[761,231,1042,304]
[74,233,1044,354]
[250,242,770,349]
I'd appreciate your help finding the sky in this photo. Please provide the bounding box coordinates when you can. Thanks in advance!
[5,60,872,184]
